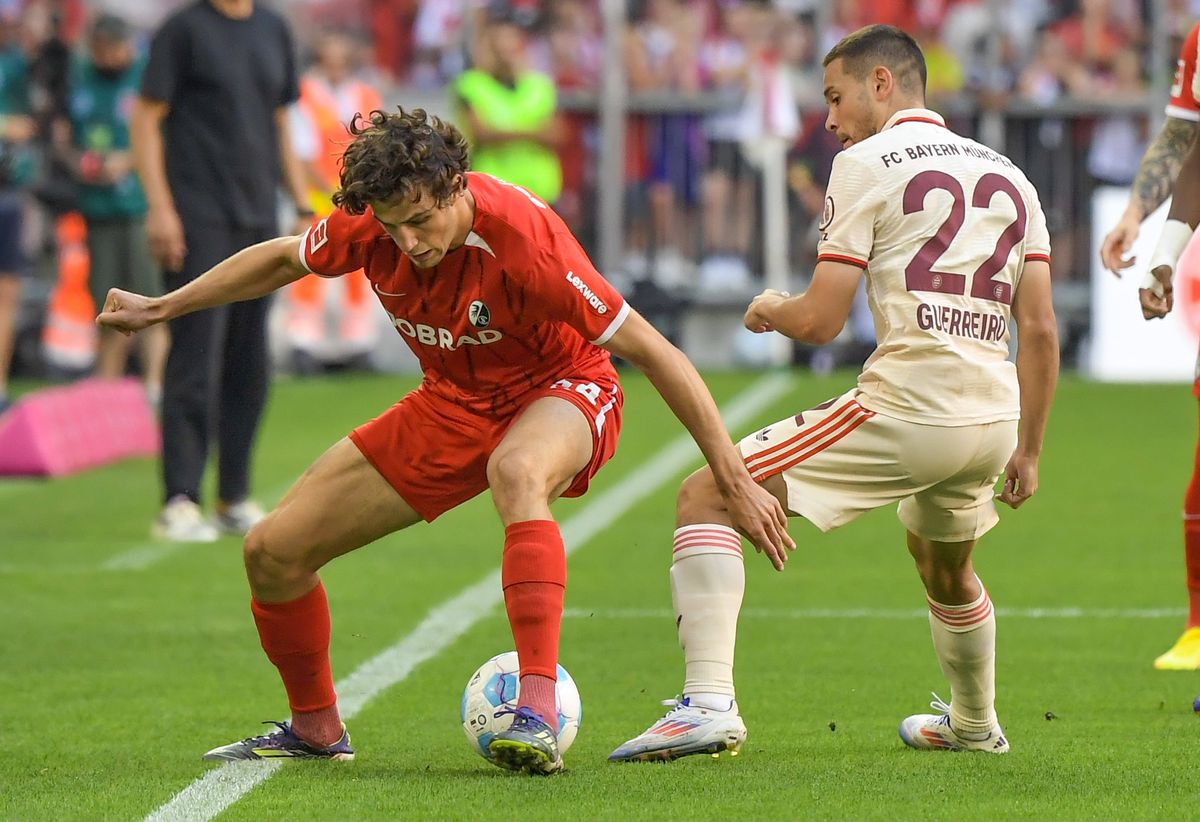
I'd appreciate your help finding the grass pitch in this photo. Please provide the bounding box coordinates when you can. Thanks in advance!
[1,370,1196,820]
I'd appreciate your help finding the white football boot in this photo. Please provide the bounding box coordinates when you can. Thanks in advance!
[215,500,266,536]
[608,696,747,762]
[898,694,1008,754]
[153,496,219,543]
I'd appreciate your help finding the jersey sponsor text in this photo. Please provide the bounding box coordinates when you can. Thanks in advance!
[383,309,502,350]
[565,271,609,315]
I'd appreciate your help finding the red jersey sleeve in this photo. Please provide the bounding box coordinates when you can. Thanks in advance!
[528,229,629,346]
[1168,23,1200,121]
[297,208,373,278]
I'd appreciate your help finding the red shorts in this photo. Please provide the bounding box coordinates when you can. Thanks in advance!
[349,374,623,522]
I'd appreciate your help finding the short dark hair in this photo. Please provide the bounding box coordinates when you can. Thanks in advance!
[91,13,131,44]
[332,108,471,215]
[823,24,927,96]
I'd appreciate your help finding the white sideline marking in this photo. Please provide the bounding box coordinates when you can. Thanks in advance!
[562,606,1187,620]
[142,372,794,822]
[101,543,192,572]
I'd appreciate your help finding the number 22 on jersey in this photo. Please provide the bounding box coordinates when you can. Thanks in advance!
[903,170,1026,306]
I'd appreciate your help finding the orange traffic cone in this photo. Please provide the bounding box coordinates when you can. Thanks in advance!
[41,212,97,371]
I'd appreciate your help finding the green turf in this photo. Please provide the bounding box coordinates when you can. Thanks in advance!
[1,371,1196,820]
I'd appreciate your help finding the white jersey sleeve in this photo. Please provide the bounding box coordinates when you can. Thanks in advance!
[817,152,887,269]
[1023,195,1051,264]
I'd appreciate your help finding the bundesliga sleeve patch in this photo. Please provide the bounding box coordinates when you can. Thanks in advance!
[308,218,329,256]
[819,196,835,231]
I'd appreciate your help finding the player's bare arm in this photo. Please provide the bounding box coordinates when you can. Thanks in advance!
[130,96,187,271]
[1139,134,1200,319]
[601,309,794,565]
[998,260,1057,509]
[1101,116,1198,275]
[97,236,309,334]
[742,259,862,344]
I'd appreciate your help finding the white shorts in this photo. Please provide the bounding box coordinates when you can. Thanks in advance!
[737,388,1018,543]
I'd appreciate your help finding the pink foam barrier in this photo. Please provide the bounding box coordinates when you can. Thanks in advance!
[0,377,160,477]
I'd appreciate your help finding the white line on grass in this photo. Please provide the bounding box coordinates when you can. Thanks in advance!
[101,542,193,572]
[142,371,795,822]
[563,606,1188,620]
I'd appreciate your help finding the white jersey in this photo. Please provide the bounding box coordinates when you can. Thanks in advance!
[817,108,1051,426]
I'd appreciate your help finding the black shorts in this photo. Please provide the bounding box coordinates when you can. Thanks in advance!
[707,140,753,181]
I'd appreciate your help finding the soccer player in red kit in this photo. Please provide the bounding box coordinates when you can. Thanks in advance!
[97,108,791,774]
[1102,21,1200,670]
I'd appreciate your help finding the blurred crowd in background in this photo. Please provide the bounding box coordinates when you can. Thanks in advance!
[0,0,1194,389]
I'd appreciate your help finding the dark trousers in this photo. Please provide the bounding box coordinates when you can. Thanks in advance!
[161,222,274,505]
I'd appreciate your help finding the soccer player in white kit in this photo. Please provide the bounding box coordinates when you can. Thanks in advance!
[610,24,1059,761]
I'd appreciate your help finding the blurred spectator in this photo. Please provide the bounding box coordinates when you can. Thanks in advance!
[89,0,187,35]
[284,29,381,371]
[456,3,563,204]
[1048,0,1133,77]
[68,13,167,400]
[1018,26,1080,101]
[541,0,602,89]
[540,0,602,236]
[0,9,35,415]
[697,0,759,292]
[913,17,964,100]
[130,0,309,542]
[1087,46,1149,185]
[626,0,705,289]
[412,0,476,88]
[367,0,418,82]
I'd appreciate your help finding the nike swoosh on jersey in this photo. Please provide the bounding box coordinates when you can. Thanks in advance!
[373,282,407,297]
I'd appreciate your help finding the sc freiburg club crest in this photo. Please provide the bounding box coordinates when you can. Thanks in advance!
[468,300,491,328]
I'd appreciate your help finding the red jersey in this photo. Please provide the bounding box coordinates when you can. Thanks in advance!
[1169,22,1200,121]
[297,172,628,416]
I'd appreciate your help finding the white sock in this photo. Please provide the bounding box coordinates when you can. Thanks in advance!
[671,524,745,699]
[927,581,998,738]
[685,691,734,711]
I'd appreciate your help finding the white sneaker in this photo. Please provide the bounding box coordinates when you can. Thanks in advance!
[898,694,1008,754]
[653,248,695,291]
[608,696,747,762]
[215,500,266,536]
[153,496,219,543]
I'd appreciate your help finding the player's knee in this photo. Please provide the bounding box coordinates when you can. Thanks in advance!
[487,449,549,507]
[676,468,722,524]
[912,554,975,601]
[243,518,308,587]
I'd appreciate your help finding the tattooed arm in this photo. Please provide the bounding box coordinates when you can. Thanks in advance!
[1100,116,1199,275]
[1137,131,1200,320]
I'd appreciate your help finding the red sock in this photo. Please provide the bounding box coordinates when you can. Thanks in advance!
[251,582,341,744]
[502,520,565,722]
[1185,397,1200,628]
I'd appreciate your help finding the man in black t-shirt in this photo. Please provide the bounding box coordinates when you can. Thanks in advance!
[130,0,313,541]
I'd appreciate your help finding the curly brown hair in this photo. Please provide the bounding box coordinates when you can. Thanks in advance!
[332,108,471,215]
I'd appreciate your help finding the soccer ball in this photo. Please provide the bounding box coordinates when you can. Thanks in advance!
[460,651,582,761]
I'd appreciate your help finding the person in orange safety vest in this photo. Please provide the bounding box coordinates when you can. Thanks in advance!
[285,30,382,370]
